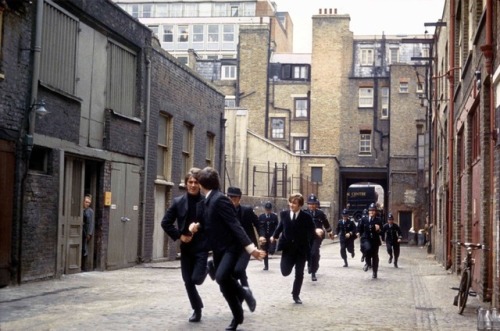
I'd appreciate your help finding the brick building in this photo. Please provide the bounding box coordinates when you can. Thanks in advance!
[431,0,500,307]
[0,0,224,286]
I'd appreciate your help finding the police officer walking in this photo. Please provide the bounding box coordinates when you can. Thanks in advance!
[357,203,383,278]
[305,194,333,281]
[335,209,357,267]
[382,213,402,268]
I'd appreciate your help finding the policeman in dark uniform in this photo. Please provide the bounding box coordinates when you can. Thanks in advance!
[305,194,333,281]
[335,209,357,267]
[359,208,368,263]
[382,212,402,268]
[258,202,279,270]
[357,203,383,278]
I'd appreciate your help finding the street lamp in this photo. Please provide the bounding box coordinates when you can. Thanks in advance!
[32,99,49,117]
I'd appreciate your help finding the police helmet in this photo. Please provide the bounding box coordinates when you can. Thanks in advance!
[362,209,368,215]
[387,213,394,220]
[264,202,272,210]
[307,194,319,204]
[342,208,349,216]
[368,203,377,210]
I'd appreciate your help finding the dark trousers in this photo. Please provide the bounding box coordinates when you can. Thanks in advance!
[262,237,276,269]
[180,244,209,311]
[233,250,250,287]
[309,236,323,274]
[280,247,307,298]
[213,248,246,323]
[386,242,400,262]
[362,240,380,272]
[340,239,355,261]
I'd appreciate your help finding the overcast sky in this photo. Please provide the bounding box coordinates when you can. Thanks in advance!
[273,0,446,53]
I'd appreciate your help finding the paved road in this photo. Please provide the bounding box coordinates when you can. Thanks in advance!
[0,241,481,331]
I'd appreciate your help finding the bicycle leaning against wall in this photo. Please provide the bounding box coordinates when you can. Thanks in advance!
[451,240,486,314]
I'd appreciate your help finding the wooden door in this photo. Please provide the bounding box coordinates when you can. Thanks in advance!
[107,163,140,269]
[63,157,84,274]
[0,140,15,286]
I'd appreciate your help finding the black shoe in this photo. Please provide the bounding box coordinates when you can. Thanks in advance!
[351,252,355,258]
[311,273,317,281]
[388,257,393,264]
[293,296,302,304]
[243,287,256,312]
[207,260,215,281]
[394,262,398,268]
[225,318,242,331]
[263,266,268,270]
[343,263,348,267]
[372,272,377,279]
[189,310,201,322]
[361,256,365,262]
[363,264,369,272]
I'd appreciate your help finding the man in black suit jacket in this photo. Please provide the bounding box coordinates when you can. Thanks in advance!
[357,203,383,278]
[191,167,265,331]
[271,193,315,304]
[161,168,208,323]
[335,208,357,267]
[382,212,402,268]
[258,202,278,270]
[226,186,260,289]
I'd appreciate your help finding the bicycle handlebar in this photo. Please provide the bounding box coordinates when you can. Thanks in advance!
[451,240,485,250]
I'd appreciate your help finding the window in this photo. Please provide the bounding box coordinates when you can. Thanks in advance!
[311,167,323,183]
[358,88,374,108]
[381,87,389,118]
[156,4,168,17]
[295,99,308,118]
[182,122,194,179]
[184,3,198,16]
[225,96,236,107]
[170,4,182,17]
[417,133,425,170]
[360,49,374,65]
[221,65,237,80]
[389,48,399,64]
[193,25,204,42]
[163,25,173,42]
[131,4,139,17]
[223,25,235,42]
[148,25,159,38]
[142,4,152,17]
[40,1,78,95]
[231,5,239,16]
[176,56,188,66]
[208,25,219,42]
[206,132,215,166]
[157,113,173,180]
[359,131,372,155]
[472,110,480,160]
[178,25,189,42]
[29,146,50,173]
[106,41,136,117]
[294,138,308,154]
[271,118,285,139]
[399,82,409,93]
[281,64,309,80]
[213,3,226,16]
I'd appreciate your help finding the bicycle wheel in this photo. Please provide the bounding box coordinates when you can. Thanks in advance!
[458,268,471,314]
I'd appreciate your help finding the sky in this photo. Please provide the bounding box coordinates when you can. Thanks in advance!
[273,0,446,53]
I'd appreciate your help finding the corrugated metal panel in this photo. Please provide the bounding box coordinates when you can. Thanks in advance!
[40,1,78,95]
[106,42,136,117]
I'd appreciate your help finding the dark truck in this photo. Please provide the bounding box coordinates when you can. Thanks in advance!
[346,186,378,221]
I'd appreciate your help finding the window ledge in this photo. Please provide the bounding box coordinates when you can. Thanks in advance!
[154,179,174,187]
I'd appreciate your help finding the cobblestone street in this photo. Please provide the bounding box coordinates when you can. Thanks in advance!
[0,241,481,331]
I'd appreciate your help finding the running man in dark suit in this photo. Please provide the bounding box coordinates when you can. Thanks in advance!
[161,168,208,323]
[382,212,402,268]
[191,167,265,331]
[357,203,383,278]
[271,193,315,304]
[226,186,260,288]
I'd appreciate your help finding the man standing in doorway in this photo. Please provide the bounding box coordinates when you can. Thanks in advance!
[82,194,94,272]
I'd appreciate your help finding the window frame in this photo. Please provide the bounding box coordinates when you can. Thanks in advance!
[359,131,372,155]
[360,48,374,65]
[221,65,237,80]
[381,87,389,118]
[206,132,215,166]
[271,118,285,139]
[294,137,308,154]
[358,87,374,108]
[157,113,173,180]
[311,167,323,183]
[181,122,194,180]
[399,82,409,93]
[294,98,308,118]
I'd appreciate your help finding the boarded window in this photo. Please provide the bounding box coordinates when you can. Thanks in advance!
[106,41,136,117]
[40,1,78,95]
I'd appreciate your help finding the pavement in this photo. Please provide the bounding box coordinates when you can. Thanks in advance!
[0,240,482,331]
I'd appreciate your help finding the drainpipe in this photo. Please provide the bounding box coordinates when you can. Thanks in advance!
[141,55,151,262]
[265,19,272,139]
[446,0,455,269]
[16,0,44,284]
[480,0,494,302]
